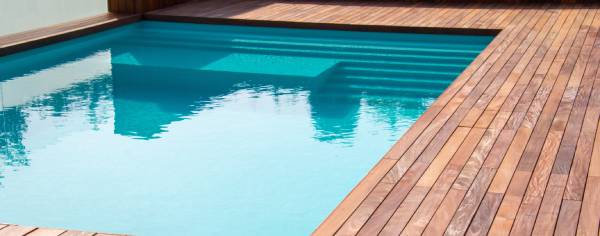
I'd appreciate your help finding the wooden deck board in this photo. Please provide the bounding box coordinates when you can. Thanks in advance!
[144,1,600,235]
[2,0,600,235]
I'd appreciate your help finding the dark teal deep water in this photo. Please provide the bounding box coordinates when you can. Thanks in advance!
[0,21,492,235]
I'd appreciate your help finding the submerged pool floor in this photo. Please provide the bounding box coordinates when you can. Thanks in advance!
[0,21,492,235]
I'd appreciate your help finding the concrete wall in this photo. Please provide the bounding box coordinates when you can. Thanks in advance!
[0,0,107,36]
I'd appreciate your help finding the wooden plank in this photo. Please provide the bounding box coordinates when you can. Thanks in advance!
[461,8,556,128]
[510,9,595,236]
[401,127,487,235]
[577,176,600,236]
[470,4,576,233]
[0,225,37,236]
[472,7,576,235]
[577,108,600,235]
[469,10,565,227]
[487,6,588,235]
[471,4,502,29]
[26,228,67,236]
[378,127,471,235]
[412,4,451,27]
[441,9,559,235]
[532,10,600,236]
[59,230,95,236]
[562,9,600,203]
[554,199,581,235]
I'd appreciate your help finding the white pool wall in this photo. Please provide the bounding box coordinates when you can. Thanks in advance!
[0,0,107,36]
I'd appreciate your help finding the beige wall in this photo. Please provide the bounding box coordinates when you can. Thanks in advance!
[0,0,107,36]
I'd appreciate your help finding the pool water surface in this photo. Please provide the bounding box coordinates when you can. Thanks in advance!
[0,21,493,235]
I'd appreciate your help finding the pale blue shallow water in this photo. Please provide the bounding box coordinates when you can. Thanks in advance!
[0,21,492,235]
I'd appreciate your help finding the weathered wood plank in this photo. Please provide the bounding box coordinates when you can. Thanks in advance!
[510,8,594,236]
[0,225,36,236]
[26,228,67,236]
[487,6,587,235]
[532,10,600,235]
[378,127,471,235]
[59,230,95,236]
[401,127,487,235]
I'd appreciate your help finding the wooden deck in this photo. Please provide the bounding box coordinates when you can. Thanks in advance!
[147,1,600,236]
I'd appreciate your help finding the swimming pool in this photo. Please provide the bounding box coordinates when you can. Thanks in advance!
[0,21,493,235]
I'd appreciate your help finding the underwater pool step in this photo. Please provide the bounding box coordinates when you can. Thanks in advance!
[115,39,476,65]
[334,66,459,81]
[319,83,445,97]
[310,93,437,106]
[119,37,477,60]
[135,27,492,51]
[121,34,483,58]
[337,61,466,73]
[329,75,452,89]
[326,78,450,92]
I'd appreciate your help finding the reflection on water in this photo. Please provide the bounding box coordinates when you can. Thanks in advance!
[1,50,434,169]
[0,21,490,235]
[1,50,115,176]
[0,107,28,167]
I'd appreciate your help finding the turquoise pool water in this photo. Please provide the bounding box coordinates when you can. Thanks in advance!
[0,21,492,235]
